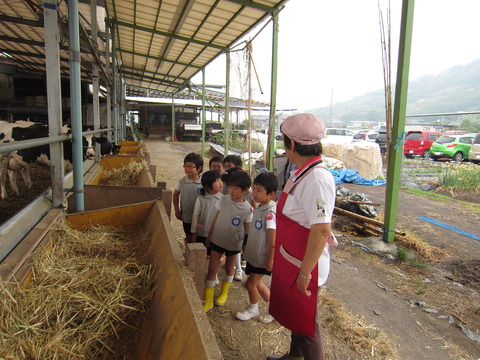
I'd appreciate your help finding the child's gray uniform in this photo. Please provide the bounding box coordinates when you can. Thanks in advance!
[244,200,276,268]
[211,195,253,251]
[191,192,223,237]
[175,176,202,223]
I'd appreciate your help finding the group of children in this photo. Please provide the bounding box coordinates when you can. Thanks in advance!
[173,153,278,323]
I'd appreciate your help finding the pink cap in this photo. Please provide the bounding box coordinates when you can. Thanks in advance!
[280,113,325,145]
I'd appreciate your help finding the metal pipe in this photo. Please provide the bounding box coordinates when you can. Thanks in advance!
[112,24,118,144]
[201,67,206,157]
[0,135,70,154]
[267,13,279,171]
[383,0,415,243]
[68,0,84,212]
[225,50,230,153]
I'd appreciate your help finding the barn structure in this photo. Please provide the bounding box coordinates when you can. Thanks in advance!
[0,1,293,358]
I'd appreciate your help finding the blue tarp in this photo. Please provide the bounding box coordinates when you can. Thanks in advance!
[329,168,386,186]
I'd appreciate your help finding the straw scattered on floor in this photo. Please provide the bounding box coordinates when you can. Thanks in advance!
[0,222,154,360]
[99,160,149,186]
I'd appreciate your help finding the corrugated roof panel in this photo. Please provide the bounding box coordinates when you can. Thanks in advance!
[0,0,288,97]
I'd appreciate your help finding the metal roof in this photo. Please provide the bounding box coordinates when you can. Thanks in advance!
[0,0,288,100]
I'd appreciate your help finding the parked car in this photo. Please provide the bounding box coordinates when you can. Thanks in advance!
[429,133,477,162]
[375,131,387,154]
[404,131,446,158]
[468,133,480,164]
[353,130,379,142]
[322,128,355,144]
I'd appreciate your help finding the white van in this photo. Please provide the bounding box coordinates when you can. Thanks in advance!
[322,128,355,144]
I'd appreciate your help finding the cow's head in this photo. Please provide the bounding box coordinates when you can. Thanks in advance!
[83,134,95,160]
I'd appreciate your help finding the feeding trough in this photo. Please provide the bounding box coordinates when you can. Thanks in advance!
[72,155,171,218]
[0,200,222,359]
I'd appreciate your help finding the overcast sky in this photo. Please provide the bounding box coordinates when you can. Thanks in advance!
[193,0,480,112]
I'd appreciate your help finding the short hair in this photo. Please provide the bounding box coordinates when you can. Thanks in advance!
[184,152,204,174]
[253,172,278,194]
[200,170,221,195]
[227,169,251,191]
[283,134,322,157]
[209,156,223,167]
[223,154,242,168]
[221,166,241,185]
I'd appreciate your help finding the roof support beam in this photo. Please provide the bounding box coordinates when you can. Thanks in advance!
[0,14,43,27]
[116,47,203,69]
[110,18,225,50]
[121,65,188,83]
[225,0,276,13]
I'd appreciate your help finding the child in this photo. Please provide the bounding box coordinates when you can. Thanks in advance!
[221,156,252,281]
[203,170,253,312]
[173,152,204,246]
[209,156,224,174]
[221,154,242,194]
[191,170,223,254]
[236,172,278,323]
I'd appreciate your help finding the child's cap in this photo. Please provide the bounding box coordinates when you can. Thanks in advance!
[280,113,325,145]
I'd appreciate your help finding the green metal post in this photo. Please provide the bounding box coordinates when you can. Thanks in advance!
[383,0,415,243]
[225,50,231,154]
[172,96,175,141]
[268,13,279,171]
[201,68,206,157]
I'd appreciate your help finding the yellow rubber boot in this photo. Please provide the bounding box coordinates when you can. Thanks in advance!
[203,287,215,312]
[214,281,232,306]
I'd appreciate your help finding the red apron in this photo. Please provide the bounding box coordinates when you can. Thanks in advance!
[270,158,323,338]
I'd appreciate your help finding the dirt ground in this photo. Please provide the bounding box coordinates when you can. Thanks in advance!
[143,139,480,360]
[2,139,479,359]
[0,164,52,225]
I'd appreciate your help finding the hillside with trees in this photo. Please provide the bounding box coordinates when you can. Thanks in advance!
[308,58,480,127]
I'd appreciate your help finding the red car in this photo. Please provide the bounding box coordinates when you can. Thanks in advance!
[404,131,446,158]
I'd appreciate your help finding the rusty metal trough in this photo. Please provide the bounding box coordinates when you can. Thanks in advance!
[0,200,222,359]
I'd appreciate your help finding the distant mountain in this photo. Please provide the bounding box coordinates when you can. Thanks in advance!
[306,58,480,126]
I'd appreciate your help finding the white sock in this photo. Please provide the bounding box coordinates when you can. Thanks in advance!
[235,253,242,271]
[249,303,258,310]
[225,275,234,283]
[206,280,216,288]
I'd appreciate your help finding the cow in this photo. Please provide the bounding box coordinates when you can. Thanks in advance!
[0,121,113,200]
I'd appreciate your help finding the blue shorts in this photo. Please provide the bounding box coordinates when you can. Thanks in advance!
[210,242,240,257]
[246,262,271,276]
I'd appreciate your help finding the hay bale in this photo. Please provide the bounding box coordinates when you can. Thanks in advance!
[322,142,347,160]
[342,142,383,180]
[0,222,154,359]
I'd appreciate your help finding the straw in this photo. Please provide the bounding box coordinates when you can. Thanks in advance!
[98,160,149,186]
[0,222,154,359]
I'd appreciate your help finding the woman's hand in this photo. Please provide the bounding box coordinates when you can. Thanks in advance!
[296,272,312,297]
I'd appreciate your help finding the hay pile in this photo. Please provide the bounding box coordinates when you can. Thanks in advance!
[99,160,149,186]
[394,232,448,262]
[0,223,154,359]
[320,292,397,359]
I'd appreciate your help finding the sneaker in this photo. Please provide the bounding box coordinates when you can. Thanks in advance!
[234,269,243,281]
[258,313,274,323]
[236,305,259,321]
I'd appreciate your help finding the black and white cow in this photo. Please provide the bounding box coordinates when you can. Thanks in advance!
[0,121,114,199]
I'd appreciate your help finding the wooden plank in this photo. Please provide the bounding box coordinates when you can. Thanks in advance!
[67,185,164,213]
[161,189,172,220]
[67,201,154,231]
[0,209,63,282]
[185,243,207,298]
[135,201,222,360]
